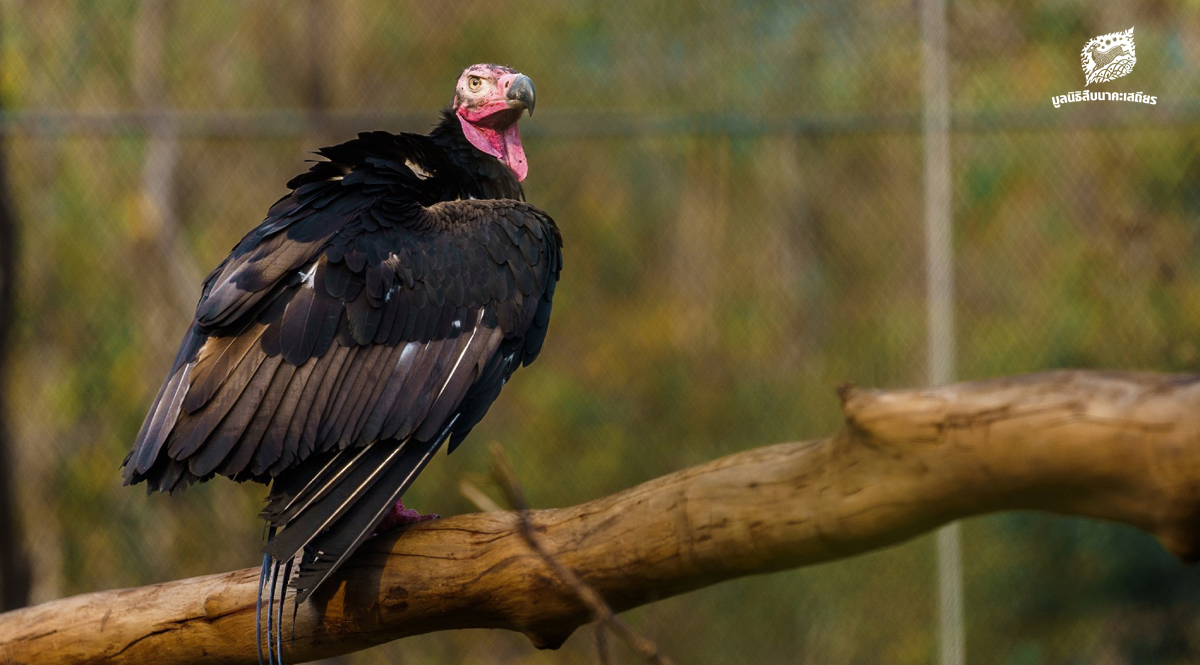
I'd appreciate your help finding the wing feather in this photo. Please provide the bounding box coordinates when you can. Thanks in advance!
[185,324,268,412]
[358,341,419,443]
[418,324,503,441]
[323,343,391,447]
[346,342,411,443]
[236,361,300,476]
[284,343,345,459]
[167,327,272,460]
[126,358,194,476]
[188,353,285,477]
[303,344,358,455]
[254,358,318,477]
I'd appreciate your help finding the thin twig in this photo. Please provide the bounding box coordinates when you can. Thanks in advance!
[457,480,503,514]
[595,623,611,665]
[457,442,676,665]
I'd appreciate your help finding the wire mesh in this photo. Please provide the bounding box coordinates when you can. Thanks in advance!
[3,1,1200,663]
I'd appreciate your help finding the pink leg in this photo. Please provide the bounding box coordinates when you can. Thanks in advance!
[374,499,440,534]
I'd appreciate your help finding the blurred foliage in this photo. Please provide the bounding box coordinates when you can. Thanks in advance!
[3,0,1200,663]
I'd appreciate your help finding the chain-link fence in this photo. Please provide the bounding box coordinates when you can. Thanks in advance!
[4,1,1200,663]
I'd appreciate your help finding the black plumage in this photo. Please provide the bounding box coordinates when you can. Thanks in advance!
[122,100,562,622]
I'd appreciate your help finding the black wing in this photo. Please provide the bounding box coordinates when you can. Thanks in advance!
[123,148,561,599]
[125,141,559,483]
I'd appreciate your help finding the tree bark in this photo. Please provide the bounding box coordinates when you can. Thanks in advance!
[1,370,1198,664]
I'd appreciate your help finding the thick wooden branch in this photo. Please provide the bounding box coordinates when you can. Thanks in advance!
[2,370,1199,664]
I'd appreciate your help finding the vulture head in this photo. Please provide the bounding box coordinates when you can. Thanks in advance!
[453,63,537,182]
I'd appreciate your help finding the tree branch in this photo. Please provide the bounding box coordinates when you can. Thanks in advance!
[463,443,675,665]
[2,370,1199,664]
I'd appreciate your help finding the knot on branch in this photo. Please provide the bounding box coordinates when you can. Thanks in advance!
[837,384,946,445]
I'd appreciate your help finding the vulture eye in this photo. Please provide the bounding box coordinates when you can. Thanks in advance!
[468,76,483,92]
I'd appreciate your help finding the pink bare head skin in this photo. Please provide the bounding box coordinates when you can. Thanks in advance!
[453,63,536,182]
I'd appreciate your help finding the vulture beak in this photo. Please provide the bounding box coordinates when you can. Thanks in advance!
[506,74,536,117]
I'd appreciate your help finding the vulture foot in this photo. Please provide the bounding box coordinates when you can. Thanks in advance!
[375,499,440,534]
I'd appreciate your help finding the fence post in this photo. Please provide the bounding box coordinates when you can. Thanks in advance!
[919,0,964,663]
[134,0,201,322]
[0,46,34,612]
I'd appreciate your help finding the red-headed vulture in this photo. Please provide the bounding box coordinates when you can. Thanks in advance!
[121,63,561,663]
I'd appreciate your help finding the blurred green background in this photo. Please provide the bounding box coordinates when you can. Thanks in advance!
[3,1,1200,663]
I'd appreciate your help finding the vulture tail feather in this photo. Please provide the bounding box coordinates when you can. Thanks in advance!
[266,558,279,665]
[259,445,366,527]
[290,419,454,604]
[256,554,269,665]
[256,526,276,665]
[263,442,409,561]
[276,556,293,665]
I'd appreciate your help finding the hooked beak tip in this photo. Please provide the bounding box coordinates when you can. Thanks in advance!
[506,74,536,117]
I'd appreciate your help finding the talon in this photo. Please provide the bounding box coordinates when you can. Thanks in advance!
[375,499,440,534]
